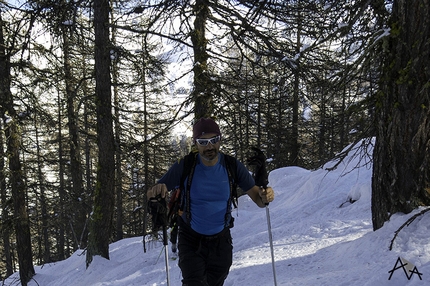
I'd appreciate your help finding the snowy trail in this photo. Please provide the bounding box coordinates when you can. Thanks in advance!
[4,140,430,286]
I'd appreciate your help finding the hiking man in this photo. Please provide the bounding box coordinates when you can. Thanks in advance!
[147,117,275,286]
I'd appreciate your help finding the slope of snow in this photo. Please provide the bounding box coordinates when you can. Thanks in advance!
[4,139,430,285]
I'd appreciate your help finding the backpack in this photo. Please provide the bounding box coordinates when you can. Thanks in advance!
[167,151,239,228]
[167,187,181,228]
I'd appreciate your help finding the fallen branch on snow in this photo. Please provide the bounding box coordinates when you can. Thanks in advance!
[389,207,430,251]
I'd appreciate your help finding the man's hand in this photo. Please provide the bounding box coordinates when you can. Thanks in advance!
[259,187,275,204]
[147,183,168,199]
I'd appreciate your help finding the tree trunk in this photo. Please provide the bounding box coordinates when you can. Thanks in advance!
[0,117,14,278]
[86,0,115,267]
[61,17,87,249]
[372,0,430,230]
[112,24,123,242]
[0,11,35,285]
[57,92,66,261]
[291,10,301,166]
[142,37,150,238]
[5,119,35,285]
[34,115,51,263]
[191,0,212,119]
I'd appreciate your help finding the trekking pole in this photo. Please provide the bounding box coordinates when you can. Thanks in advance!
[162,225,171,286]
[265,202,277,286]
[248,147,277,285]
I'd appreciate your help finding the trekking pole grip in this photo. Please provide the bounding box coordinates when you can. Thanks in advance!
[260,185,269,206]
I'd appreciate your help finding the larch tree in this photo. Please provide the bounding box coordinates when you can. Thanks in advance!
[372,0,430,230]
[191,0,213,119]
[86,0,115,266]
[0,10,35,285]
[59,1,87,249]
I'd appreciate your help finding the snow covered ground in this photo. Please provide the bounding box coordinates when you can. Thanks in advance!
[4,139,430,285]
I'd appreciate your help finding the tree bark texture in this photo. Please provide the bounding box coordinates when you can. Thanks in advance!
[62,24,87,249]
[86,0,115,267]
[0,11,35,285]
[191,0,213,119]
[372,0,430,230]
[0,116,14,278]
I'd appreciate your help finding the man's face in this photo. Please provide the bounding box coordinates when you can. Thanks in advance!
[195,133,221,163]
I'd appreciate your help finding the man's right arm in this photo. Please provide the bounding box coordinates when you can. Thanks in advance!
[148,159,184,198]
[158,159,184,189]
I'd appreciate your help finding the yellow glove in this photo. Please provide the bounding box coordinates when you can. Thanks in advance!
[259,186,274,204]
[147,183,168,199]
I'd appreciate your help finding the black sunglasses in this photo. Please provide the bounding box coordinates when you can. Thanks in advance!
[196,135,221,146]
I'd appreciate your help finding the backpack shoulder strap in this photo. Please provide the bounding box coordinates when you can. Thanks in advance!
[223,154,239,208]
[180,151,198,190]
[180,152,239,227]
[181,151,198,222]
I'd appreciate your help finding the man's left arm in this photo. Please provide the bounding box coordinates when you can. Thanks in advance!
[234,158,275,208]
[247,185,275,208]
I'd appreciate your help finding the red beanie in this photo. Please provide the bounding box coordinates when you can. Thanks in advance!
[193,118,221,141]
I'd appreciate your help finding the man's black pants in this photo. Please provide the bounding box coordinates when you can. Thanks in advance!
[178,223,233,286]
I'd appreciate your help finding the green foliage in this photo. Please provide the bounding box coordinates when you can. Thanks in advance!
[395,60,413,85]
[390,21,401,37]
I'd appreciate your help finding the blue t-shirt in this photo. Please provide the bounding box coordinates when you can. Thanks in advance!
[158,153,255,235]
[190,155,230,235]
